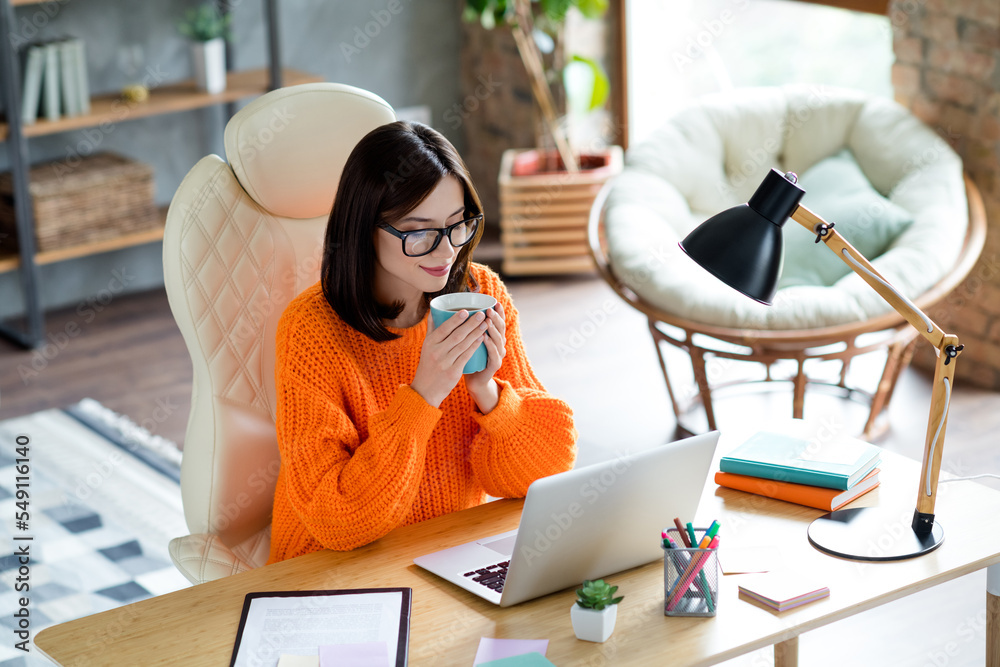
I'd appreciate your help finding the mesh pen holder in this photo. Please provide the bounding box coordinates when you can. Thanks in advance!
[663,528,719,617]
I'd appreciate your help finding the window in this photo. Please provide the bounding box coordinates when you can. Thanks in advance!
[626,0,894,144]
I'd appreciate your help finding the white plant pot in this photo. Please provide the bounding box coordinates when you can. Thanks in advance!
[570,603,618,643]
[191,38,226,94]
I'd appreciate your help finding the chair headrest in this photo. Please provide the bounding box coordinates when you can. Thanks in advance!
[225,82,396,220]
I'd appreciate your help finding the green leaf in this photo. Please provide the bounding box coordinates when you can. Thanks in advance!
[539,0,572,23]
[572,0,608,19]
[568,54,609,111]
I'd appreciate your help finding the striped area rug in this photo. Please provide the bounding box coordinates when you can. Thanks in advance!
[0,399,190,667]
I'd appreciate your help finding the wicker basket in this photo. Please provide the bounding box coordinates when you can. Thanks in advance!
[0,152,157,254]
[498,146,623,276]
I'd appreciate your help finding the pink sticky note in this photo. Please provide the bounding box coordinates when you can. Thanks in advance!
[319,642,390,667]
[473,638,549,665]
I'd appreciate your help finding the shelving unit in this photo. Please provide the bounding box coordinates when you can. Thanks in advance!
[0,0,320,348]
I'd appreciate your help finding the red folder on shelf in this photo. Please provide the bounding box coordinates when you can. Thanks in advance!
[714,468,880,512]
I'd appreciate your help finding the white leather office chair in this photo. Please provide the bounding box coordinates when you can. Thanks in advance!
[163,83,396,584]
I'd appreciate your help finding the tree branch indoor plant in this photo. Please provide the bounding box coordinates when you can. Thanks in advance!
[463,0,623,276]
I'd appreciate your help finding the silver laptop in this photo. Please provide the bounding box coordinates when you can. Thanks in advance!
[414,431,720,607]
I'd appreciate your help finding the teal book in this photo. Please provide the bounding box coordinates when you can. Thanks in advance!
[20,44,45,124]
[719,431,881,490]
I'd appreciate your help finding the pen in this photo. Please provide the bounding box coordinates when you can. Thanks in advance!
[685,522,697,548]
[673,517,691,547]
[698,520,721,548]
[694,522,719,612]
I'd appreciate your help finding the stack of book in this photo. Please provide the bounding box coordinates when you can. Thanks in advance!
[20,37,91,125]
[715,430,882,512]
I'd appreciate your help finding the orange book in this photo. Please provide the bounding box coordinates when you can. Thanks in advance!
[714,469,880,512]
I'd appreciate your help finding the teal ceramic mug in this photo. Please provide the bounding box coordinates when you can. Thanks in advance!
[429,292,498,374]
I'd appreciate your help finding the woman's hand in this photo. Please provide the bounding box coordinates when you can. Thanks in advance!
[465,303,506,414]
[411,308,489,408]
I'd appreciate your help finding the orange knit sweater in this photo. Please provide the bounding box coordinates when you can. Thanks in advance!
[266,263,577,563]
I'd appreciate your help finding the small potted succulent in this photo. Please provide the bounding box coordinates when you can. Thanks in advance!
[178,3,231,94]
[571,579,623,643]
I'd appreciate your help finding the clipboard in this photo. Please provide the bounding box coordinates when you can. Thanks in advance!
[229,588,412,666]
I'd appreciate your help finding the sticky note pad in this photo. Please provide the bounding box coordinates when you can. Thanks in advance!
[277,656,319,667]
[473,638,549,665]
[479,652,555,666]
[319,642,390,666]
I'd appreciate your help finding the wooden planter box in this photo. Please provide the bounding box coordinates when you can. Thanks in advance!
[0,152,157,254]
[498,146,622,276]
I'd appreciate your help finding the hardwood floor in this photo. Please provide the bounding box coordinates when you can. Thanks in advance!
[0,289,193,446]
[2,275,999,665]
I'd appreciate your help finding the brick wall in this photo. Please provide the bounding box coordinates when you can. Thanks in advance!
[890,0,1000,388]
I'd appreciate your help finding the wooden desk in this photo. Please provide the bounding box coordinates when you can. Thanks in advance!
[35,448,1000,666]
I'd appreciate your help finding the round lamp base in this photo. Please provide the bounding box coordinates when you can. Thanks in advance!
[807,507,944,561]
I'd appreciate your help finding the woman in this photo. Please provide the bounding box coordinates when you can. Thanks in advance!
[266,121,578,562]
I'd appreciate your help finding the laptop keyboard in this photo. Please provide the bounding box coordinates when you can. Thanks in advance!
[462,561,509,593]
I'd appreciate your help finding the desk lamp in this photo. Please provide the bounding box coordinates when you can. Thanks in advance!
[679,168,962,561]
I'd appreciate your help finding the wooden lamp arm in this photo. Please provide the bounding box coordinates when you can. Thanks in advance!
[790,203,963,531]
[790,204,948,348]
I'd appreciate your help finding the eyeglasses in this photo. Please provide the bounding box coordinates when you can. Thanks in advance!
[378,214,483,257]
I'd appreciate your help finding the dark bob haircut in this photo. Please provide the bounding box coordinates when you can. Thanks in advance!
[321,121,484,342]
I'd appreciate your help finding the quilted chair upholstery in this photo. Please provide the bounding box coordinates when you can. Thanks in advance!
[163,83,395,584]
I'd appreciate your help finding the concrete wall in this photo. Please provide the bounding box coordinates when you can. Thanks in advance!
[0,0,462,322]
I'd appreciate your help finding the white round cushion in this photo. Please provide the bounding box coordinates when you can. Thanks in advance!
[604,85,968,330]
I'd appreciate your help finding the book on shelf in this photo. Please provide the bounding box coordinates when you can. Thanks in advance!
[719,430,881,490]
[737,572,830,612]
[20,44,45,124]
[714,468,880,512]
[74,39,90,115]
[42,41,60,122]
[59,39,80,117]
[19,37,90,125]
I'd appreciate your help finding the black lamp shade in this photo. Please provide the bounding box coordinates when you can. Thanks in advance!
[679,169,806,305]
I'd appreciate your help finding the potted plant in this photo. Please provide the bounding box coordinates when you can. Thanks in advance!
[571,579,624,643]
[463,0,623,276]
[463,0,609,171]
[178,3,231,94]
